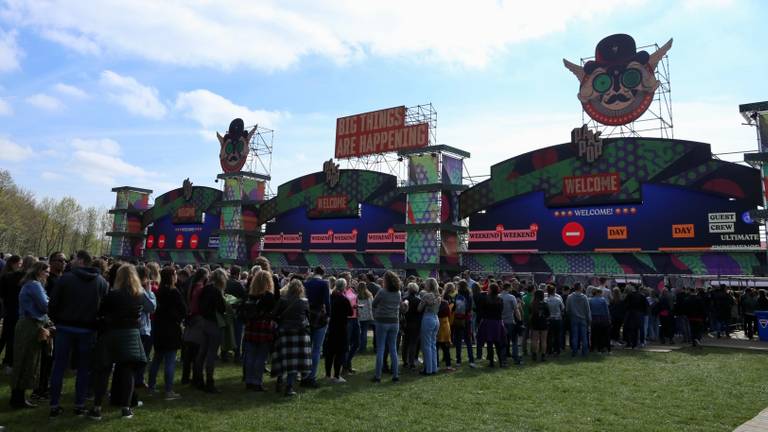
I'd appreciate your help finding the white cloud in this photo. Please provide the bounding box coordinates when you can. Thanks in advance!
[1,0,645,70]
[99,70,166,119]
[0,27,22,72]
[0,97,11,115]
[41,171,63,180]
[53,82,87,98]
[175,89,284,132]
[65,137,159,185]
[0,136,33,161]
[25,93,64,111]
[71,137,121,156]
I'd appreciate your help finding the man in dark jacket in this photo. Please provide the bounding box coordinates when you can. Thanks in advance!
[48,250,109,418]
[224,265,246,361]
[301,266,330,387]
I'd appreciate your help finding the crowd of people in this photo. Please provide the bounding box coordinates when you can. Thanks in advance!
[1,250,767,421]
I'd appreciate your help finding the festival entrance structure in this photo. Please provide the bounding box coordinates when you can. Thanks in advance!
[107,33,766,280]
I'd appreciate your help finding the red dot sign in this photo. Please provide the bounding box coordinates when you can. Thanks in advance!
[146,234,154,249]
[190,234,199,249]
[175,234,184,249]
[562,222,585,247]
[157,234,166,249]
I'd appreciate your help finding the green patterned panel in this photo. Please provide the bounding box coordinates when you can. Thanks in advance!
[731,253,760,274]
[113,213,127,231]
[220,206,242,230]
[224,178,242,201]
[407,192,440,224]
[408,154,439,185]
[593,254,623,274]
[542,255,570,274]
[405,229,439,265]
[633,253,656,271]
[674,254,705,274]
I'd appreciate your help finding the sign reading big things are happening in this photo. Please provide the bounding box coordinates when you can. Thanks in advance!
[335,106,429,158]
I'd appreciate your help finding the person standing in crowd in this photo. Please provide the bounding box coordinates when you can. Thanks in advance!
[478,283,507,367]
[33,252,65,401]
[419,278,440,376]
[520,282,534,357]
[325,279,352,383]
[48,250,109,419]
[342,276,360,375]
[623,284,646,349]
[646,290,660,343]
[0,255,28,373]
[225,265,246,362]
[609,287,625,346]
[372,271,402,382]
[356,282,374,354]
[147,266,186,400]
[241,270,277,392]
[471,281,484,360]
[589,288,611,353]
[685,288,708,347]
[87,264,149,420]
[674,287,691,344]
[566,283,591,357]
[560,285,571,353]
[302,266,330,388]
[452,280,475,368]
[741,288,757,340]
[545,284,564,357]
[711,285,734,338]
[181,268,208,385]
[529,289,549,362]
[658,287,675,344]
[402,282,422,370]
[436,283,454,371]
[133,265,157,392]
[9,262,50,409]
[271,279,311,397]
[756,289,768,311]
[193,268,226,393]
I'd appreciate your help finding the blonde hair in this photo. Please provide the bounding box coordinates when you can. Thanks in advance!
[285,279,305,299]
[424,277,439,294]
[356,281,372,299]
[114,264,143,297]
[249,270,274,296]
[146,262,161,282]
[211,268,228,291]
[443,282,456,298]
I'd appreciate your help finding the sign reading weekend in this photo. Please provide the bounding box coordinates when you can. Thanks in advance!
[335,106,429,158]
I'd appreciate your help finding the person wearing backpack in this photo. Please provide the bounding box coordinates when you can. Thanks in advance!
[500,281,522,365]
[452,281,475,368]
[529,289,549,362]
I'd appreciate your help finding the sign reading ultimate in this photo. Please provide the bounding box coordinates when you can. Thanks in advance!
[335,106,429,158]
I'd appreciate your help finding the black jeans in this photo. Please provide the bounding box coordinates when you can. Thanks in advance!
[95,363,138,408]
[744,314,756,339]
[547,319,562,354]
[402,322,420,367]
[324,328,348,378]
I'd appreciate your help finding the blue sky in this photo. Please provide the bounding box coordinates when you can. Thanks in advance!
[0,0,765,208]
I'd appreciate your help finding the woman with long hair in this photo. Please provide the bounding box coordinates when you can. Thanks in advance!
[437,283,455,371]
[271,279,311,396]
[242,270,277,391]
[88,264,149,420]
[372,271,402,382]
[478,284,508,367]
[418,278,440,375]
[181,268,209,385]
[193,268,226,393]
[326,279,352,383]
[9,262,50,409]
[147,266,186,400]
[356,281,374,353]
[529,289,549,362]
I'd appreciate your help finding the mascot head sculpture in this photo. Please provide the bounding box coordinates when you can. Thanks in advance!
[217,118,256,173]
[564,34,672,126]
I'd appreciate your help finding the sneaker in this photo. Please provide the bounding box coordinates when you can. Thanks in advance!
[121,407,134,419]
[284,387,297,397]
[30,391,49,401]
[300,379,318,389]
[49,406,64,419]
[164,391,181,401]
[370,377,381,383]
[87,407,102,421]
[444,367,456,372]
[468,363,477,369]
[391,376,400,383]
[333,376,347,383]
[73,406,88,416]
[134,400,144,408]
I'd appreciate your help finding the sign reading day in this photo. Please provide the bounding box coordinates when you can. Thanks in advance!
[335,106,429,158]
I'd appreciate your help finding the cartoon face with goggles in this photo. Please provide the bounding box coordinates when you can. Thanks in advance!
[564,34,672,126]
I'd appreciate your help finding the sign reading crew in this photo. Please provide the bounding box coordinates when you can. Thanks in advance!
[563,34,672,126]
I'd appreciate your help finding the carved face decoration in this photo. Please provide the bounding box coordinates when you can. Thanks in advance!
[564,34,672,126]
[216,118,256,173]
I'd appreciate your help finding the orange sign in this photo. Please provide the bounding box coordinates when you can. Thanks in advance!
[607,226,627,240]
[672,224,695,238]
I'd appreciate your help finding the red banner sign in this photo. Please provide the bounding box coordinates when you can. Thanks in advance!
[367,231,407,243]
[563,172,621,197]
[468,228,538,243]
[335,106,429,158]
[264,233,303,244]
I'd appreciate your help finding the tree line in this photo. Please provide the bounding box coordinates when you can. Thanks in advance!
[0,169,112,258]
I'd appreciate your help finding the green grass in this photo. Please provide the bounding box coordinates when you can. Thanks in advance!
[1,347,767,431]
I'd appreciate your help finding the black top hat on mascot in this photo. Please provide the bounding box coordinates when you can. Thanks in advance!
[583,34,649,75]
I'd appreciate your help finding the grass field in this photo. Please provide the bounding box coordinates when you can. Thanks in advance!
[1,346,767,432]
